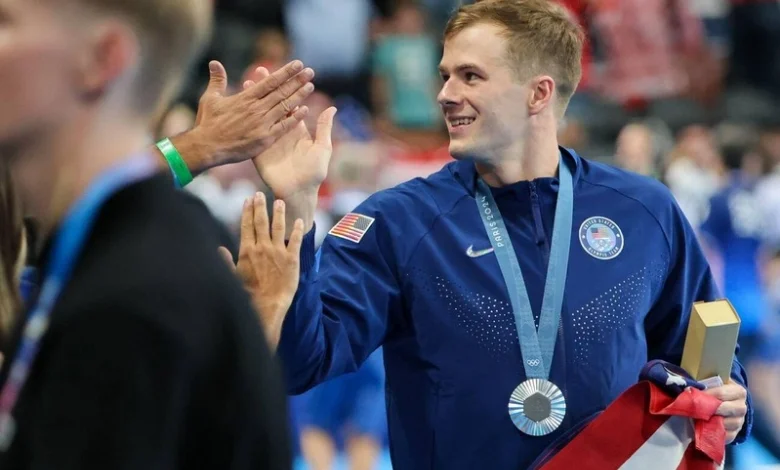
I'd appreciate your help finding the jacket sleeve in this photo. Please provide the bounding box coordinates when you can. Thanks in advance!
[278,192,415,394]
[644,194,753,444]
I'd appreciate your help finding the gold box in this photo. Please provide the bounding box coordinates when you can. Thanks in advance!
[680,300,741,381]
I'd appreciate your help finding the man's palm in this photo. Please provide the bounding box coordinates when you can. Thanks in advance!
[253,107,336,199]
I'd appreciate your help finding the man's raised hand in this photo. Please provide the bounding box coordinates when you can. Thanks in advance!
[185,60,315,170]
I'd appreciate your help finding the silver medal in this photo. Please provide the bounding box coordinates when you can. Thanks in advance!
[507,378,566,436]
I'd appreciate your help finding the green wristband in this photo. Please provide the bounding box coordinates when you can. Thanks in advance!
[156,137,193,187]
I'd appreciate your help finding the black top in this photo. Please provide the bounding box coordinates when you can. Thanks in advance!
[0,173,291,470]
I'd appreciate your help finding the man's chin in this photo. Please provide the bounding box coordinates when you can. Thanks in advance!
[447,140,472,160]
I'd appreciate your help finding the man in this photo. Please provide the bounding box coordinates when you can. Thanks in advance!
[173,1,752,469]
[0,0,313,468]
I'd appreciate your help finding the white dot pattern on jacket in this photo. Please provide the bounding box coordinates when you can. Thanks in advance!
[571,261,668,366]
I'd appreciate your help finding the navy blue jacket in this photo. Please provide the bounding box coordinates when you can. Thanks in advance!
[279,148,751,470]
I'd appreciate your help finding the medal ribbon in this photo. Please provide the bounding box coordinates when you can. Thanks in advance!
[474,154,574,380]
[0,154,157,451]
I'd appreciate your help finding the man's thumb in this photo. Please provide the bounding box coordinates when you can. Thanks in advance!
[315,107,338,148]
[207,61,228,98]
[218,246,236,271]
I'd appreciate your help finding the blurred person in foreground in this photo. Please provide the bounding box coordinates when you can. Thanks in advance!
[0,160,27,367]
[0,0,318,468]
[220,1,752,468]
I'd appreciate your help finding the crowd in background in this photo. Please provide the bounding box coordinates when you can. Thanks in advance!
[154,0,780,468]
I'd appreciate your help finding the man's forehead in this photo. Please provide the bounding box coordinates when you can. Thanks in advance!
[439,23,508,70]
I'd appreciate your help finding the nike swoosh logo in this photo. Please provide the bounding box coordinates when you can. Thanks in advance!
[466,245,495,258]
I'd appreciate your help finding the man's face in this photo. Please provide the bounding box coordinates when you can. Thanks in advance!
[438,23,531,161]
[0,0,80,154]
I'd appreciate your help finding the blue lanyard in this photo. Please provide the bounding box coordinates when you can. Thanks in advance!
[0,154,157,451]
[474,155,574,380]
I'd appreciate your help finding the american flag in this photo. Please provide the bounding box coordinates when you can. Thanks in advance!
[328,213,375,243]
[590,226,611,240]
[534,380,726,470]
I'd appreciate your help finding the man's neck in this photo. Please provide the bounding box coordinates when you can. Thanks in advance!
[475,132,561,187]
[11,114,151,241]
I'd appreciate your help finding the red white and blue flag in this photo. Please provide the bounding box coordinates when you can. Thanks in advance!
[329,213,375,243]
[534,379,726,470]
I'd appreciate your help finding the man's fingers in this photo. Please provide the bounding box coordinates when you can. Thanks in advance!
[263,76,315,123]
[287,219,305,255]
[723,416,745,432]
[315,107,338,148]
[240,197,256,245]
[218,247,236,271]
[205,60,228,98]
[269,106,309,137]
[254,66,270,80]
[271,200,287,246]
[248,60,308,99]
[243,80,255,90]
[254,192,270,243]
[715,401,748,419]
[704,383,748,402]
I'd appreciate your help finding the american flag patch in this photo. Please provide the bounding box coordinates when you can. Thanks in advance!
[328,213,375,243]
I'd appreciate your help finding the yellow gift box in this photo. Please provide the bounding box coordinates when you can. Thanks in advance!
[680,300,741,382]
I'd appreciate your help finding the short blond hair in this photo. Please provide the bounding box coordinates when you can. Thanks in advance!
[444,0,584,115]
[75,0,213,115]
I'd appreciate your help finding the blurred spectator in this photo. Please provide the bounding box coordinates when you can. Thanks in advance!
[738,248,780,464]
[614,121,669,178]
[186,162,265,237]
[699,124,768,354]
[371,1,442,134]
[285,0,376,110]
[755,126,780,246]
[243,28,291,82]
[587,0,721,110]
[155,103,196,141]
[664,125,724,227]
[293,349,387,470]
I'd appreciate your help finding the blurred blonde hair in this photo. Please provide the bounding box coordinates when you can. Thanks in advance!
[66,0,214,116]
[0,160,25,341]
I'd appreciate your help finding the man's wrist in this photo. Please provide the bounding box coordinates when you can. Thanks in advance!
[281,189,319,234]
[153,128,214,181]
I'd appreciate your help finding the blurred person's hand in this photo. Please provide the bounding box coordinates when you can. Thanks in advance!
[162,60,316,174]
[219,192,304,351]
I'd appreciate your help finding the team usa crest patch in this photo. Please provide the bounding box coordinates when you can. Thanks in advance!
[579,216,624,260]
[329,213,375,243]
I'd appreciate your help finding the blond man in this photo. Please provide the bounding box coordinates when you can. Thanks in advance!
[168,1,752,468]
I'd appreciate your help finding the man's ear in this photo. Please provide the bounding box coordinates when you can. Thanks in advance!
[77,20,140,99]
[527,75,555,116]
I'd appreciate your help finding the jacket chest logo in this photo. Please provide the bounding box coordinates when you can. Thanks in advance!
[579,217,624,260]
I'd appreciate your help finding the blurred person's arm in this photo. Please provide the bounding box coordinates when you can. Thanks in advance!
[153,60,316,183]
